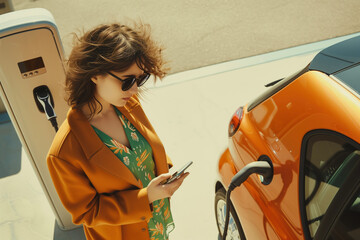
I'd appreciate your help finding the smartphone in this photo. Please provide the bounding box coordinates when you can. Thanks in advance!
[163,161,193,184]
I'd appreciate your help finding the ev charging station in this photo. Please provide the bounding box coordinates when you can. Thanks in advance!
[0,8,76,230]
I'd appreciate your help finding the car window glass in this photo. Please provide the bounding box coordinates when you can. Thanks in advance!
[303,134,357,238]
[332,64,360,96]
[328,190,360,240]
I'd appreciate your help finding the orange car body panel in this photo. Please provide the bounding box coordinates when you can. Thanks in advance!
[218,70,360,239]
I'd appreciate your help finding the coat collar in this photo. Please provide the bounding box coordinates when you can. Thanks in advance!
[66,96,167,187]
[66,97,140,159]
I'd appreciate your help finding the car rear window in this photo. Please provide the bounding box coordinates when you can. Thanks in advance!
[332,64,360,96]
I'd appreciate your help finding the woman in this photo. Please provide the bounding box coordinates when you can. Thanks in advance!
[47,22,189,240]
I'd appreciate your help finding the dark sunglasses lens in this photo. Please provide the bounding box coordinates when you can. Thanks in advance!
[122,78,136,91]
[137,74,150,87]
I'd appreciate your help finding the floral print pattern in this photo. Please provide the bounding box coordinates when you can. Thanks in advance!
[105,139,130,154]
[91,106,174,240]
[150,222,164,237]
[123,156,130,166]
[131,132,139,141]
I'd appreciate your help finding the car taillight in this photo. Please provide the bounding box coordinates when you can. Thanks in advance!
[228,107,243,137]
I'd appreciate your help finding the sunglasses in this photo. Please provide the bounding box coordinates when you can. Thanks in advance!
[107,71,150,91]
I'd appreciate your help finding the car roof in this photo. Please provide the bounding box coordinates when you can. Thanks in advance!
[309,35,360,75]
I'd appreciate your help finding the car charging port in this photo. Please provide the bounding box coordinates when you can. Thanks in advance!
[257,155,274,185]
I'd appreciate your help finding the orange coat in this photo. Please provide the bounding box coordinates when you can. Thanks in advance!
[47,96,172,240]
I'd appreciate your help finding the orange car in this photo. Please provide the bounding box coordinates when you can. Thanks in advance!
[215,36,360,240]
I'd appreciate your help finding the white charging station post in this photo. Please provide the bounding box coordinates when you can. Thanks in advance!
[0,0,13,113]
[0,8,76,230]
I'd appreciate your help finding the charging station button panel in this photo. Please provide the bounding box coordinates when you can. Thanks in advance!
[18,56,47,79]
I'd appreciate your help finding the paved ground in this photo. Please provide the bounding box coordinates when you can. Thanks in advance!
[11,0,360,73]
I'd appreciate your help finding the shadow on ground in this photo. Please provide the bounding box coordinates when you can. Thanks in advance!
[0,112,21,178]
[54,221,86,240]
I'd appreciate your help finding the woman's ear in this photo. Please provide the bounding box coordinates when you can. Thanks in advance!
[91,75,98,84]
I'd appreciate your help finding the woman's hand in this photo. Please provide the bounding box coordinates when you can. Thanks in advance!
[147,172,189,203]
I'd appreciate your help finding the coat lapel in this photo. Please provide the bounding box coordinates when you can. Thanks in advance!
[118,98,169,176]
[89,145,140,187]
[66,96,169,189]
[67,106,141,188]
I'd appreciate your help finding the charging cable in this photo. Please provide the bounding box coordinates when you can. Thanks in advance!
[222,160,273,240]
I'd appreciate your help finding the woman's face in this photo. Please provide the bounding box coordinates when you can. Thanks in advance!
[91,63,142,107]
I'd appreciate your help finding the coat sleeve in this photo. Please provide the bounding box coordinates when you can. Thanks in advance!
[166,154,173,169]
[47,154,153,227]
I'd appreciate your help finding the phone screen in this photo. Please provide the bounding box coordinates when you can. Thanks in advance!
[164,161,193,184]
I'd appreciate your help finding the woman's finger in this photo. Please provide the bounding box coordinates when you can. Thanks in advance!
[152,173,172,185]
[166,172,190,189]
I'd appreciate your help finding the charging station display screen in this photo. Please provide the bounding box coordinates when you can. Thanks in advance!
[18,57,45,73]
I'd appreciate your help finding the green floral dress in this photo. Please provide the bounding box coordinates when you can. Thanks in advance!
[91,107,175,240]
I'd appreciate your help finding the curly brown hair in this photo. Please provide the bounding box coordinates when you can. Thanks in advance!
[65,22,168,117]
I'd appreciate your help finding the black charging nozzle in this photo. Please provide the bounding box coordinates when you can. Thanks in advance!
[222,159,273,240]
[33,85,58,132]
